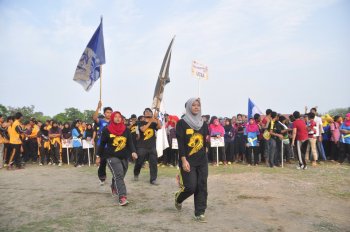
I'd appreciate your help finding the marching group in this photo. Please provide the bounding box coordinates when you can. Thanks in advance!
[0,101,350,222]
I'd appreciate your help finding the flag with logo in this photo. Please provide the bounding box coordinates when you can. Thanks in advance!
[73,18,105,91]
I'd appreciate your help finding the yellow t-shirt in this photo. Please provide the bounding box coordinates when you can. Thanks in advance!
[9,120,22,144]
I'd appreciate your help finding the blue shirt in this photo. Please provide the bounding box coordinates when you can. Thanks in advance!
[96,119,109,146]
[244,129,259,146]
[72,128,82,147]
[340,123,350,144]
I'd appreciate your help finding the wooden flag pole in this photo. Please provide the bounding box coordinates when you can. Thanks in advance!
[100,65,103,102]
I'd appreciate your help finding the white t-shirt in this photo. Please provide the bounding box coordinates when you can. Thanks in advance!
[314,116,323,136]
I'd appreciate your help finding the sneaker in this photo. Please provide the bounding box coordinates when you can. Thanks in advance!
[296,165,304,170]
[134,175,139,181]
[39,163,43,166]
[227,161,232,165]
[52,163,56,166]
[303,165,308,170]
[175,192,182,211]
[58,162,62,167]
[4,164,8,168]
[48,162,52,165]
[193,214,207,223]
[150,180,159,186]
[119,196,129,206]
[99,180,105,186]
[77,165,82,168]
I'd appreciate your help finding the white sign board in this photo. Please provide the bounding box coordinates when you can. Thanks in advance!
[210,137,225,147]
[192,60,208,80]
[82,140,94,149]
[62,139,73,148]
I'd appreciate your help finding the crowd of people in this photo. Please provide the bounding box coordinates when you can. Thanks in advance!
[0,102,349,222]
[0,107,349,171]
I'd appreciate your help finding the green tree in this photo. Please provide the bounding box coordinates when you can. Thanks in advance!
[0,104,9,115]
[7,105,35,121]
[64,107,84,122]
[83,110,95,123]
[327,107,350,117]
[53,113,68,124]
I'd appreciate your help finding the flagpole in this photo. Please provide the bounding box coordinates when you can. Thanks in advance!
[100,65,102,102]
[198,78,201,98]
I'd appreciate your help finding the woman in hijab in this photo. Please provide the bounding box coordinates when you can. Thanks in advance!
[175,98,209,223]
[97,111,138,206]
[209,116,226,165]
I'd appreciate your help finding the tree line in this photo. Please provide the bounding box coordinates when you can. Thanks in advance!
[0,104,96,124]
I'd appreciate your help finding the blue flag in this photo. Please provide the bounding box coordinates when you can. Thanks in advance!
[73,18,105,91]
[248,98,263,119]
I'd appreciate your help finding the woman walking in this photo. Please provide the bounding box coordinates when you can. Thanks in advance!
[175,98,209,223]
[97,111,137,206]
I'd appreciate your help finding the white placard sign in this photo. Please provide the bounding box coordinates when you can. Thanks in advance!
[82,140,94,149]
[172,138,178,149]
[192,60,208,80]
[62,139,73,148]
[210,137,225,147]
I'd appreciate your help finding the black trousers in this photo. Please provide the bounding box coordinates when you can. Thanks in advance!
[40,147,50,164]
[50,144,60,164]
[339,143,350,163]
[330,141,340,161]
[98,158,107,181]
[134,147,158,183]
[107,157,128,197]
[211,146,226,163]
[72,147,83,166]
[176,157,208,216]
[225,142,234,162]
[8,144,22,167]
[247,146,259,165]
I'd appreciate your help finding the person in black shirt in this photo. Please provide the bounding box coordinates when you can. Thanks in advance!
[133,108,161,185]
[97,111,137,206]
[175,98,209,223]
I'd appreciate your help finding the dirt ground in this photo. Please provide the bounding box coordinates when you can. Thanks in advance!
[0,162,349,232]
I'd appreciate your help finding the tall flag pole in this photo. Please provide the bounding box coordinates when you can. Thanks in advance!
[151,36,175,112]
[73,17,106,99]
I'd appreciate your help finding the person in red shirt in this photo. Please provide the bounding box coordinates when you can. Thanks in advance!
[291,111,309,170]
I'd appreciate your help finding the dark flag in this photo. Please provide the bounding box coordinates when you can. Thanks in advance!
[151,36,175,111]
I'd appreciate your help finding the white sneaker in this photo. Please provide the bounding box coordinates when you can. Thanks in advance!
[39,163,43,166]
[48,162,52,165]
[296,165,304,170]
[58,163,62,167]
[303,166,308,170]
[99,180,105,186]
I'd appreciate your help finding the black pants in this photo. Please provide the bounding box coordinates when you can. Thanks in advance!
[225,142,234,162]
[8,144,22,167]
[339,143,350,163]
[72,147,83,166]
[176,157,208,216]
[134,147,158,183]
[211,146,226,163]
[98,158,107,181]
[50,144,60,164]
[330,141,340,161]
[247,146,259,165]
[29,139,38,162]
[235,134,246,159]
[40,147,50,164]
[107,157,128,198]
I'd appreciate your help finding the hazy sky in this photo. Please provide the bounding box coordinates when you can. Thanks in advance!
[0,0,349,118]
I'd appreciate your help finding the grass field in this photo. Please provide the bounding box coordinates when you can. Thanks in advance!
[0,161,349,232]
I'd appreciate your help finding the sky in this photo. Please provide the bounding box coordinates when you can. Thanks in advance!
[0,0,349,118]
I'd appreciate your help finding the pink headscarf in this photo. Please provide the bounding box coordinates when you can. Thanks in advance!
[246,119,259,133]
